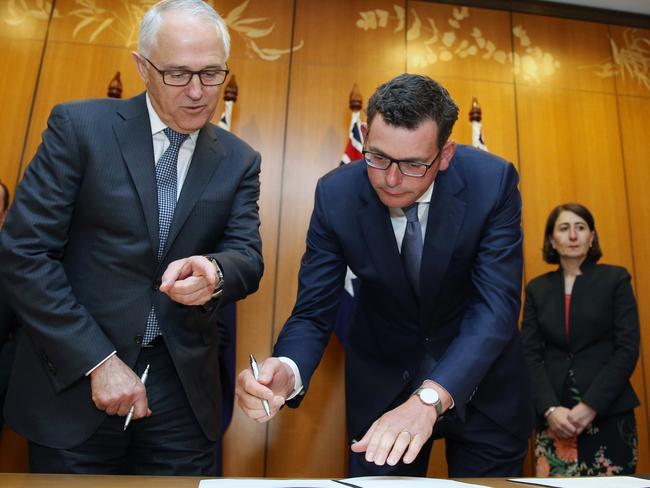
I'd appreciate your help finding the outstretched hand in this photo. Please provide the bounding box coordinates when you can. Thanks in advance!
[160,255,220,306]
[351,395,437,467]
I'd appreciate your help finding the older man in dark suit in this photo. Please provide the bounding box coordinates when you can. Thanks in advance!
[0,0,262,475]
[237,74,532,477]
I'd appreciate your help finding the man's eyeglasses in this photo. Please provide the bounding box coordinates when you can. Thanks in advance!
[142,56,229,87]
[362,148,441,177]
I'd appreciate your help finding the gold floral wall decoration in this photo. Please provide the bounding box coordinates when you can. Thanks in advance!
[3,0,303,62]
[5,0,58,25]
[586,29,650,90]
[224,0,302,61]
[356,5,560,83]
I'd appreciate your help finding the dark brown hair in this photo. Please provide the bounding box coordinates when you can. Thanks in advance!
[366,74,459,149]
[542,203,602,264]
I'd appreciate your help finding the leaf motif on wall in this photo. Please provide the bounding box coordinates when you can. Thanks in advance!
[3,0,302,62]
[355,4,560,82]
[582,29,650,90]
[5,0,59,25]
[393,5,405,33]
[406,9,421,41]
[375,9,389,28]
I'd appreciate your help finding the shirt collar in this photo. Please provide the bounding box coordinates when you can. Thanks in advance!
[416,180,434,204]
[145,92,200,143]
[388,180,435,218]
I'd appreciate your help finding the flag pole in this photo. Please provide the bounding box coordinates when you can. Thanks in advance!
[469,96,488,151]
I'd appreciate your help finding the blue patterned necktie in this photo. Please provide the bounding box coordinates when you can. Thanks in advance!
[143,127,189,345]
[401,203,423,294]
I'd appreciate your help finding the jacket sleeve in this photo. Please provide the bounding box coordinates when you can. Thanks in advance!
[0,104,115,392]
[272,177,347,403]
[521,282,562,416]
[428,162,523,419]
[205,149,264,307]
[582,268,640,414]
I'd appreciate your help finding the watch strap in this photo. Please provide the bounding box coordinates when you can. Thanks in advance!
[204,256,224,299]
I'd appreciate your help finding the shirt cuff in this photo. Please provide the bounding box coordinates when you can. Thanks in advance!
[85,351,117,376]
[278,356,304,400]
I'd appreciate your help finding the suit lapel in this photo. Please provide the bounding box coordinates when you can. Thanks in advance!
[162,123,225,262]
[420,164,467,321]
[113,93,159,258]
[357,172,418,311]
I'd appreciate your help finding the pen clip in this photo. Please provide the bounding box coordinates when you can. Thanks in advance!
[249,353,260,379]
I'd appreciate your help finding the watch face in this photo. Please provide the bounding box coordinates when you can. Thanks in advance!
[420,388,440,405]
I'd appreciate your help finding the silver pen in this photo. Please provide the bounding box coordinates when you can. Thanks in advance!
[123,364,150,431]
[249,353,272,417]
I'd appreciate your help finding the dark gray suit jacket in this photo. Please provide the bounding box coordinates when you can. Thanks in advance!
[0,93,263,448]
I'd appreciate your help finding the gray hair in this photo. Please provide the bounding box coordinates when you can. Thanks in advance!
[138,0,231,59]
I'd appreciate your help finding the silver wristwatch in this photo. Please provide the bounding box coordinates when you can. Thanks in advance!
[412,387,443,416]
[204,256,224,299]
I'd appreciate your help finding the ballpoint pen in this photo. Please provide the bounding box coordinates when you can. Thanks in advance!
[249,353,272,417]
[123,364,150,431]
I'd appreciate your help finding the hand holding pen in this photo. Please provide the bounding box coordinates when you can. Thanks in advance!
[123,364,150,430]
[249,354,272,417]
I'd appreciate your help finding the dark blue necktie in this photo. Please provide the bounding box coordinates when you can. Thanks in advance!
[401,203,423,293]
[143,127,189,344]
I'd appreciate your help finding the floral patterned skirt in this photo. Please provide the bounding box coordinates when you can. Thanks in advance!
[534,411,637,476]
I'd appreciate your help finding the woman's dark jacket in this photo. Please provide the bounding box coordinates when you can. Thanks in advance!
[521,261,640,419]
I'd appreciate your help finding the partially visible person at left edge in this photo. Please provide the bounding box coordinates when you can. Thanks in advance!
[0,0,263,475]
[0,179,17,430]
[522,203,639,476]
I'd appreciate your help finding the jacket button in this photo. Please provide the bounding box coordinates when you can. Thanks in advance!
[134,335,143,345]
[402,370,410,381]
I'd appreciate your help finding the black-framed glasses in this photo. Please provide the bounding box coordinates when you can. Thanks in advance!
[142,56,229,87]
[362,148,441,177]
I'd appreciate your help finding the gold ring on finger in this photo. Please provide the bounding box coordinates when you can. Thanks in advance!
[400,430,412,441]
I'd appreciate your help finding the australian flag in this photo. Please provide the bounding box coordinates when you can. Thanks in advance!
[334,110,364,348]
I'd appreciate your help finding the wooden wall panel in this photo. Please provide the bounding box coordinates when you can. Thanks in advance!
[617,94,650,474]
[608,26,650,98]
[0,39,44,198]
[409,3,513,83]
[517,85,650,472]
[0,0,48,199]
[512,14,615,93]
[267,0,406,477]
[0,0,49,470]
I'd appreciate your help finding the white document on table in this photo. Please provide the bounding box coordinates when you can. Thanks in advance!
[199,480,339,487]
[199,477,489,488]
[339,477,489,487]
[509,476,650,488]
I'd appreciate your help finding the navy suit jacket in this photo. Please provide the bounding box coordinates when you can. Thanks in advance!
[0,93,263,448]
[274,145,533,442]
[522,262,640,421]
